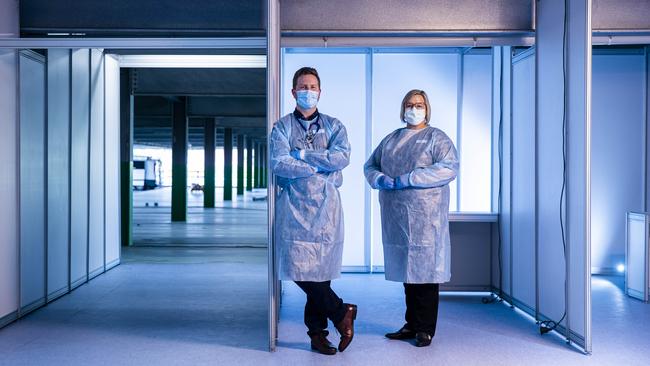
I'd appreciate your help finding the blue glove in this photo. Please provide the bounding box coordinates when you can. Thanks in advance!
[290,149,302,160]
[376,175,395,190]
[394,173,411,189]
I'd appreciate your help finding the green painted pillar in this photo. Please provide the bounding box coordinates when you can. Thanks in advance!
[259,143,265,188]
[204,118,216,208]
[119,70,133,246]
[223,128,233,201]
[171,97,187,221]
[253,141,260,188]
[246,136,253,192]
[237,134,245,195]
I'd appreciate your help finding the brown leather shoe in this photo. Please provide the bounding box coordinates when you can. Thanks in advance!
[335,303,357,352]
[309,331,337,355]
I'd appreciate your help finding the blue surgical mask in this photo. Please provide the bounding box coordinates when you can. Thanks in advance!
[404,107,426,126]
[296,90,319,109]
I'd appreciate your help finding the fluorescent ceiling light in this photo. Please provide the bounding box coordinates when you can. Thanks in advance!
[117,54,266,68]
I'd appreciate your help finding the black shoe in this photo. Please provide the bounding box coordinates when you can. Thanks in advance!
[415,332,432,347]
[309,331,337,355]
[385,326,416,340]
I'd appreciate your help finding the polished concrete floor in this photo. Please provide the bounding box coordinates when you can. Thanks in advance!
[1,190,649,365]
[133,188,267,247]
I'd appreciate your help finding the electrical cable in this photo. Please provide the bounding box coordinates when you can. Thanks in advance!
[483,47,504,305]
[539,0,569,336]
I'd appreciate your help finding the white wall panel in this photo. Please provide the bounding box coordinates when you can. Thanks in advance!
[591,52,645,274]
[0,50,19,325]
[47,49,71,301]
[511,53,536,310]
[89,49,106,278]
[104,55,121,268]
[70,49,91,288]
[281,51,368,268]
[19,51,47,312]
[460,53,492,212]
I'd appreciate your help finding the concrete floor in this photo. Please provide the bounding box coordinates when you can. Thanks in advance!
[133,188,267,247]
[1,190,649,365]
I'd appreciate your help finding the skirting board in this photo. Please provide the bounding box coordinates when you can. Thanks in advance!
[105,258,120,271]
[88,266,105,280]
[70,276,87,290]
[20,298,46,317]
[0,311,18,329]
[47,286,69,304]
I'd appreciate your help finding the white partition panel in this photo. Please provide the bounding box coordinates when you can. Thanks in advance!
[70,49,91,288]
[19,51,47,313]
[460,52,492,212]
[371,52,459,268]
[492,47,513,295]
[47,49,71,302]
[511,51,536,311]
[281,50,368,268]
[89,49,106,278]
[592,52,645,274]
[104,54,121,269]
[626,212,649,302]
[0,49,19,327]
[537,0,592,352]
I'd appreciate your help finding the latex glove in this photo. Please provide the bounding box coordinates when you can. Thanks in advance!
[290,149,302,160]
[376,175,395,190]
[394,173,411,190]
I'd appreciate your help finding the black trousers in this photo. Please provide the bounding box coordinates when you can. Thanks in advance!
[295,281,347,335]
[404,283,440,336]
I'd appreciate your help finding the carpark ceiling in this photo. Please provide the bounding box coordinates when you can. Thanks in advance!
[130,68,267,149]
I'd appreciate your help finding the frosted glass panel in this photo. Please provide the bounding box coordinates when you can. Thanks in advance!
[371,52,460,267]
[282,51,367,267]
[460,54,492,212]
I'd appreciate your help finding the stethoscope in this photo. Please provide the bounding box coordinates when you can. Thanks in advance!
[297,115,321,145]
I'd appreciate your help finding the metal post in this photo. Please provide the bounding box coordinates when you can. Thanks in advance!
[171,97,187,221]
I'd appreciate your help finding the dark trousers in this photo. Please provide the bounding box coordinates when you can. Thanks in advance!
[404,283,440,336]
[295,281,346,335]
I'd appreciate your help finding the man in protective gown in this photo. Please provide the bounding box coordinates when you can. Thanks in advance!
[270,67,357,355]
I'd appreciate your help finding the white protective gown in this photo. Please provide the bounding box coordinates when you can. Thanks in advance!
[270,112,351,282]
[364,126,458,284]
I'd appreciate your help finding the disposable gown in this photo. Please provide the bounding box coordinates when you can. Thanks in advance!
[270,112,351,281]
[364,126,459,283]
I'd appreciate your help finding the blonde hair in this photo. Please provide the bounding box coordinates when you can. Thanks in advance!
[399,89,431,124]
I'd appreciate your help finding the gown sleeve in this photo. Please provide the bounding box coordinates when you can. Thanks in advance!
[408,129,459,188]
[270,120,317,179]
[300,121,351,172]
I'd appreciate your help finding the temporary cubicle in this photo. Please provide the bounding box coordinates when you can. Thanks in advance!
[268,0,595,355]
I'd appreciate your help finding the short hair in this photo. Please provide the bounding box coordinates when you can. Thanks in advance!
[292,67,321,89]
[400,89,432,124]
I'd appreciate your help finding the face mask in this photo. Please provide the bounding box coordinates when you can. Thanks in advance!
[404,107,426,126]
[296,90,319,109]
